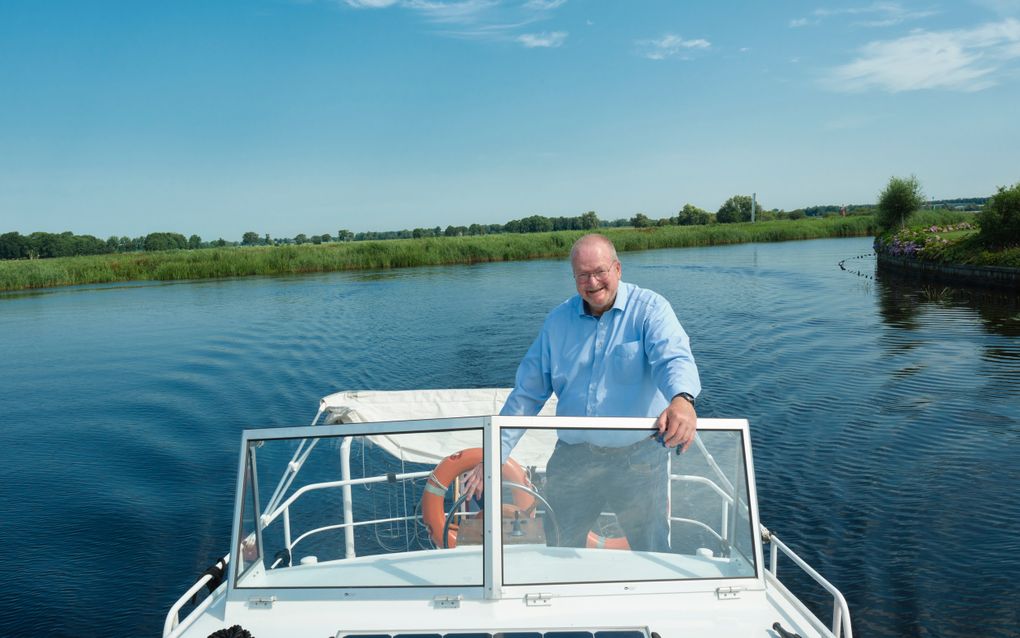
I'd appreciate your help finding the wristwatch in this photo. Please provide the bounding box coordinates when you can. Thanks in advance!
[674,392,696,405]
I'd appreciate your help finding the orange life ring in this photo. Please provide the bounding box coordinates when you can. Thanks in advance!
[421,448,534,548]
[586,530,631,550]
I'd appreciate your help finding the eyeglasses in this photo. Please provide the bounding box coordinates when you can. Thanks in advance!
[573,265,614,283]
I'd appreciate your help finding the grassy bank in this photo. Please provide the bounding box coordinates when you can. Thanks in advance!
[0,215,880,292]
[874,210,1020,269]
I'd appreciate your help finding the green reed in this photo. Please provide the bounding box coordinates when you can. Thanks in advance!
[1,216,885,292]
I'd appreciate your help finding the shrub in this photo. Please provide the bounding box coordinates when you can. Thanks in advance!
[876,175,925,231]
[978,182,1020,248]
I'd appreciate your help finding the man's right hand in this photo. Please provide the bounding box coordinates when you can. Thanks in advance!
[463,463,484,500]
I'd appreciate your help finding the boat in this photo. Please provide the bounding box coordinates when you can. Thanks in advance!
[164,388,853,638]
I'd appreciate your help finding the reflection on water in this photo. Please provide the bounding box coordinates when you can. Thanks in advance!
[876,270,1020,338]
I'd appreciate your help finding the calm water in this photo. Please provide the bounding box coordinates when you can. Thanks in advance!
[1,237,1018,637]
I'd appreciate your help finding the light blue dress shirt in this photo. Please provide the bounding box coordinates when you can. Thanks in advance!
[500,281,700,460]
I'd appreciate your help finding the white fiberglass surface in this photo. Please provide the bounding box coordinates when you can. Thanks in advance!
[235,428,485,589]
[500,427,756,585]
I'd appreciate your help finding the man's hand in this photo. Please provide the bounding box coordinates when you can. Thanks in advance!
[463,463,484,500]
[655,394,698,452]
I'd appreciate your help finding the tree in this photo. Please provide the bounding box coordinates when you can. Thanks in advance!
[319,234,331,243]
[978,182,1020,248]
[674,204,710,226]
[631,213,652,228]
[876,175,924,231]
[242,231,260,246]
[580,211,599,230]
[294,233,308,244]
[188,234,202,249]
[0,232,28,259]
[716,195,762,224]
[143,232,187,251]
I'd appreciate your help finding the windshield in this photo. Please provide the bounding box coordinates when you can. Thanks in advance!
[235,428,485,589]
[232,419,756,590]
[500,426,756,585]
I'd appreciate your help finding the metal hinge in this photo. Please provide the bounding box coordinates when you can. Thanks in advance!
[248,596,277,609]
[716,586,743,600]
[525,592,553,607]
[434,595,462,609]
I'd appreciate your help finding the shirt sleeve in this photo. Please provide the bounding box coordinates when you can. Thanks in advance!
[643,296,701,402]
[499,326,553,461]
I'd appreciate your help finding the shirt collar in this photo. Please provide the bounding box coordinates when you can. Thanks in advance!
[575,281,631,317]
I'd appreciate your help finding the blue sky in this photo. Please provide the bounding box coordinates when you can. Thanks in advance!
[2,0,1018,240]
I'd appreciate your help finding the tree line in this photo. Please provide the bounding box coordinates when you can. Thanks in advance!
[3,192,957,261]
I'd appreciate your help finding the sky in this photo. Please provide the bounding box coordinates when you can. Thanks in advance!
[1,0,1019,240]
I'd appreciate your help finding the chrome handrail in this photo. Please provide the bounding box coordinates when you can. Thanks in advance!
[761,525,854,638]
[163,553,229,638]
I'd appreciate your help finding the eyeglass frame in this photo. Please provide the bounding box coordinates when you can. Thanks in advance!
[572,260,619,283]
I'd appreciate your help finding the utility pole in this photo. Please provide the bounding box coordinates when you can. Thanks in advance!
[751,192,757,222]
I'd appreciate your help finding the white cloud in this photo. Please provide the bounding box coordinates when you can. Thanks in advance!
[638,34,711,60]
[822,18,1020,92]
[403,0,499,24]
[340,0,569,42]
[517,31,568,47]
[811,2,938,27]
[524,0,568,9]
[789,17,813,28]
[344,0,400,7]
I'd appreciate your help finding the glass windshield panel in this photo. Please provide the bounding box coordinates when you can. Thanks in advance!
[235,446,262,581]
[500,427,755,585]
[236,428,484,588]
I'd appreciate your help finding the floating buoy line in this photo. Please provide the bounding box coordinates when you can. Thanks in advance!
[838,253,876,280]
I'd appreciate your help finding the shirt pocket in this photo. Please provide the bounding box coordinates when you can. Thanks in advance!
[609,340,645,386]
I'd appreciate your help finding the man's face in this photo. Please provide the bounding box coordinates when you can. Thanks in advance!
[572,242,621,316]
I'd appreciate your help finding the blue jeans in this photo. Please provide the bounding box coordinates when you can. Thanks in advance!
[543,437,670,552]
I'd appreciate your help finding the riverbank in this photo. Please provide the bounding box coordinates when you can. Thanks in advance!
[874,220,1020,290]
[0,216,880,291]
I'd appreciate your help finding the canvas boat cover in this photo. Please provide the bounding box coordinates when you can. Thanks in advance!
[319,388,559,468]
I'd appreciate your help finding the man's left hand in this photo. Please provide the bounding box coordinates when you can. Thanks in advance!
[655,394,698,452]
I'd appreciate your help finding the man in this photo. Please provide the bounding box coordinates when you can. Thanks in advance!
[466,233,700,553]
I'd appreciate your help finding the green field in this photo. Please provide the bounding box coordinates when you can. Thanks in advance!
[0,215,889,292]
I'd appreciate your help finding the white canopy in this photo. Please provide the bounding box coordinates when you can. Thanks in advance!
[319,388,559,468]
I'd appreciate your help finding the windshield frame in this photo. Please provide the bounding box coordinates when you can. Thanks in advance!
[225,415,764,600]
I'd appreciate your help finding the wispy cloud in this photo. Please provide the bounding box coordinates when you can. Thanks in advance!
[523,0,567,9]
[402,0,499,25]
[517,31,567,47]
[345,0,400,7]
[637,34,711,60]
[341,0,568,46]
[790,2,937,29]
[822,18,1020,92]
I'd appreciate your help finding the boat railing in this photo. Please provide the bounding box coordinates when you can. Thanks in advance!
[163,553,229,638]
[261,469,432,560]
[761,525,854,638]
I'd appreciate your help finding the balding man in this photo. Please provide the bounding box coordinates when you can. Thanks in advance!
[467,233,700,553]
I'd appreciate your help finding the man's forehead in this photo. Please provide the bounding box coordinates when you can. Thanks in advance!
[572,241,613,264]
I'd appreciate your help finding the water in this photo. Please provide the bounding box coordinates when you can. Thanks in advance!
[1,237,1018,637]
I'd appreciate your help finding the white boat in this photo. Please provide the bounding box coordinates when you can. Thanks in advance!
[165,388,852,638]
